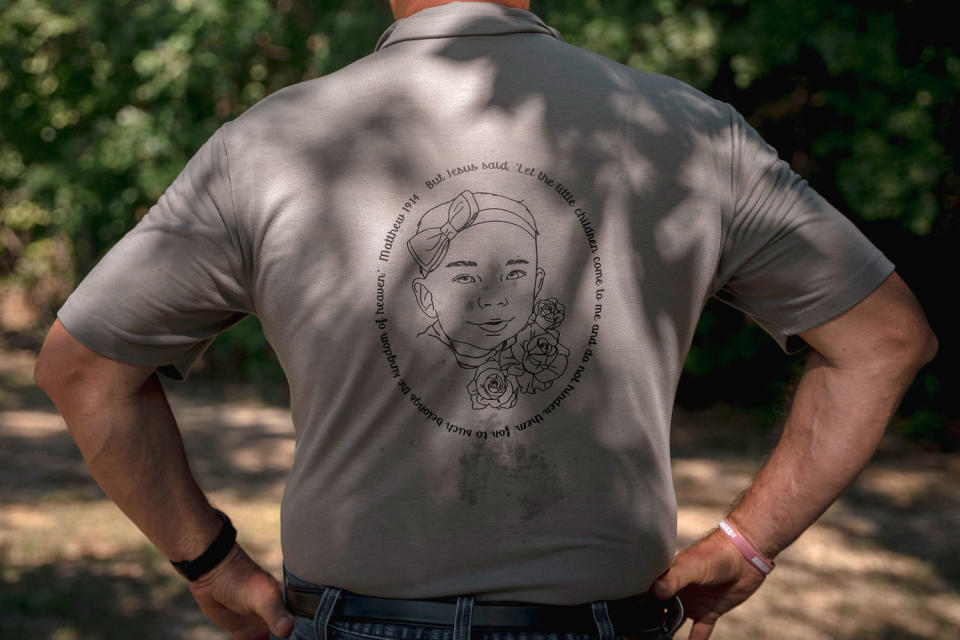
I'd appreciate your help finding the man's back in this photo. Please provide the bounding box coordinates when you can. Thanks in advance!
[53,1,895,607]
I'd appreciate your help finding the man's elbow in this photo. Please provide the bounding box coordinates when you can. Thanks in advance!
[911,326,939,367]
[800,272,939,373]
[35,319,158,407]
[34,336,83,404]
[35,333,65,395]
[879,322,938,375]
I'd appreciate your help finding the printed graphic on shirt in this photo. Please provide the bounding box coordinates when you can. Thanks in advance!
[406,190,570,410]
[374,162,606,441]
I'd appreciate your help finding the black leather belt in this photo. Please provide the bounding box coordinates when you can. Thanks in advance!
[285,585,676,635]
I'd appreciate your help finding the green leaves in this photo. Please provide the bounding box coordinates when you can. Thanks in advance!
[0,0,394,274]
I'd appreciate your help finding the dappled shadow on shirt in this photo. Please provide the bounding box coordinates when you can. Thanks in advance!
[50,6,900,607]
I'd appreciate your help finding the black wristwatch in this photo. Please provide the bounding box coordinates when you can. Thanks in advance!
[170,509,237,581]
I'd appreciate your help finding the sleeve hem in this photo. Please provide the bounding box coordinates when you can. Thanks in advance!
[775,254,896,354]
[56,304,198,381]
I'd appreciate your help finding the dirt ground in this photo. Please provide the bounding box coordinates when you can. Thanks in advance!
[1,347,958,639]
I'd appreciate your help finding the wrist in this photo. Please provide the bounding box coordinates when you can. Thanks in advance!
[724,510,782,560]
[718,517,776,575]
[167,505,225,562]
[170,509,237,581]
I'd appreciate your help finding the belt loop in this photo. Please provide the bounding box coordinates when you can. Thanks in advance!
[313,587,343,640]
[590,601,616,640]
[453,595,476,640]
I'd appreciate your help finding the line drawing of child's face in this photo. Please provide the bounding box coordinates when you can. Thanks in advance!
[413,221,545,352]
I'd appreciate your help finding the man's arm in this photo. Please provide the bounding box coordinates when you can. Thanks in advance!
[651,271,938,640]
[34,319,295,640]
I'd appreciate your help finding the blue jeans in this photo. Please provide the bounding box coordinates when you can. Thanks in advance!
[273,567,682,640]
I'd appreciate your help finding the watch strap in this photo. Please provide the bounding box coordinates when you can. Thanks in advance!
[170,509,237,581]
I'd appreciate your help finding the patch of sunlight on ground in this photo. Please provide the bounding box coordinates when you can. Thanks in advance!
[860,466,960,506]
[0,408,64,434]
[0,498,284,576]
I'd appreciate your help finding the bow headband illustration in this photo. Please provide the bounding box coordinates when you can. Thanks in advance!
[407,190,480,275]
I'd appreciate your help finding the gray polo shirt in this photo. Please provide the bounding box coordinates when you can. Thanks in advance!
[57,2,894,604]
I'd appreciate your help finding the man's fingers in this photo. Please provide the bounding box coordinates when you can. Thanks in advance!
[688,620,714,640]
[651,571,675,599]
[249,576,295,638]
[652,553,704,599]
[271,611,295,640]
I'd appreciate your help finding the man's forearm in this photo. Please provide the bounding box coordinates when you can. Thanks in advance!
[726,346,931,560]
[50,372,222,561]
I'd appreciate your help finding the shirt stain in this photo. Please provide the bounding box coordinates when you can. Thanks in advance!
[458,442,565,520]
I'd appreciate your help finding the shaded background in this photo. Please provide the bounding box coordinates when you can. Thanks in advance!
[1,1,958,638]
[0,0,954,443]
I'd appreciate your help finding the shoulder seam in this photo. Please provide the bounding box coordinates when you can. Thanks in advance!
[216,122,256,315]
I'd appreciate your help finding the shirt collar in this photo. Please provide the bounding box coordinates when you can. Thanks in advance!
[375,2,562,52]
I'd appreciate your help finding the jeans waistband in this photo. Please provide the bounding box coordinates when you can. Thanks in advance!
[281,566,684,640]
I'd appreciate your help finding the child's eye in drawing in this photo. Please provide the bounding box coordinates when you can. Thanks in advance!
[452,273,479,284]
[505,269,527,281]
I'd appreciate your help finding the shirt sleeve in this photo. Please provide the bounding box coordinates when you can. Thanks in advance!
[710,105,895,355]
[56,126,253,380]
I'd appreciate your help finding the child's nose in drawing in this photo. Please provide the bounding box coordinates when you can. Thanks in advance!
[478,293,508,308]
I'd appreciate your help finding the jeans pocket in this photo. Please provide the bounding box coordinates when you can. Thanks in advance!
[327,620,446,640]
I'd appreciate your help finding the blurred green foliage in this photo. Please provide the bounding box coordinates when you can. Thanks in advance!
[1,0,955,444]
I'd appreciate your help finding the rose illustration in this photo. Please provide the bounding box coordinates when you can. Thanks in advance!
[530,297,565,331]
[499,326,570,394]
[467,361,519,410]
